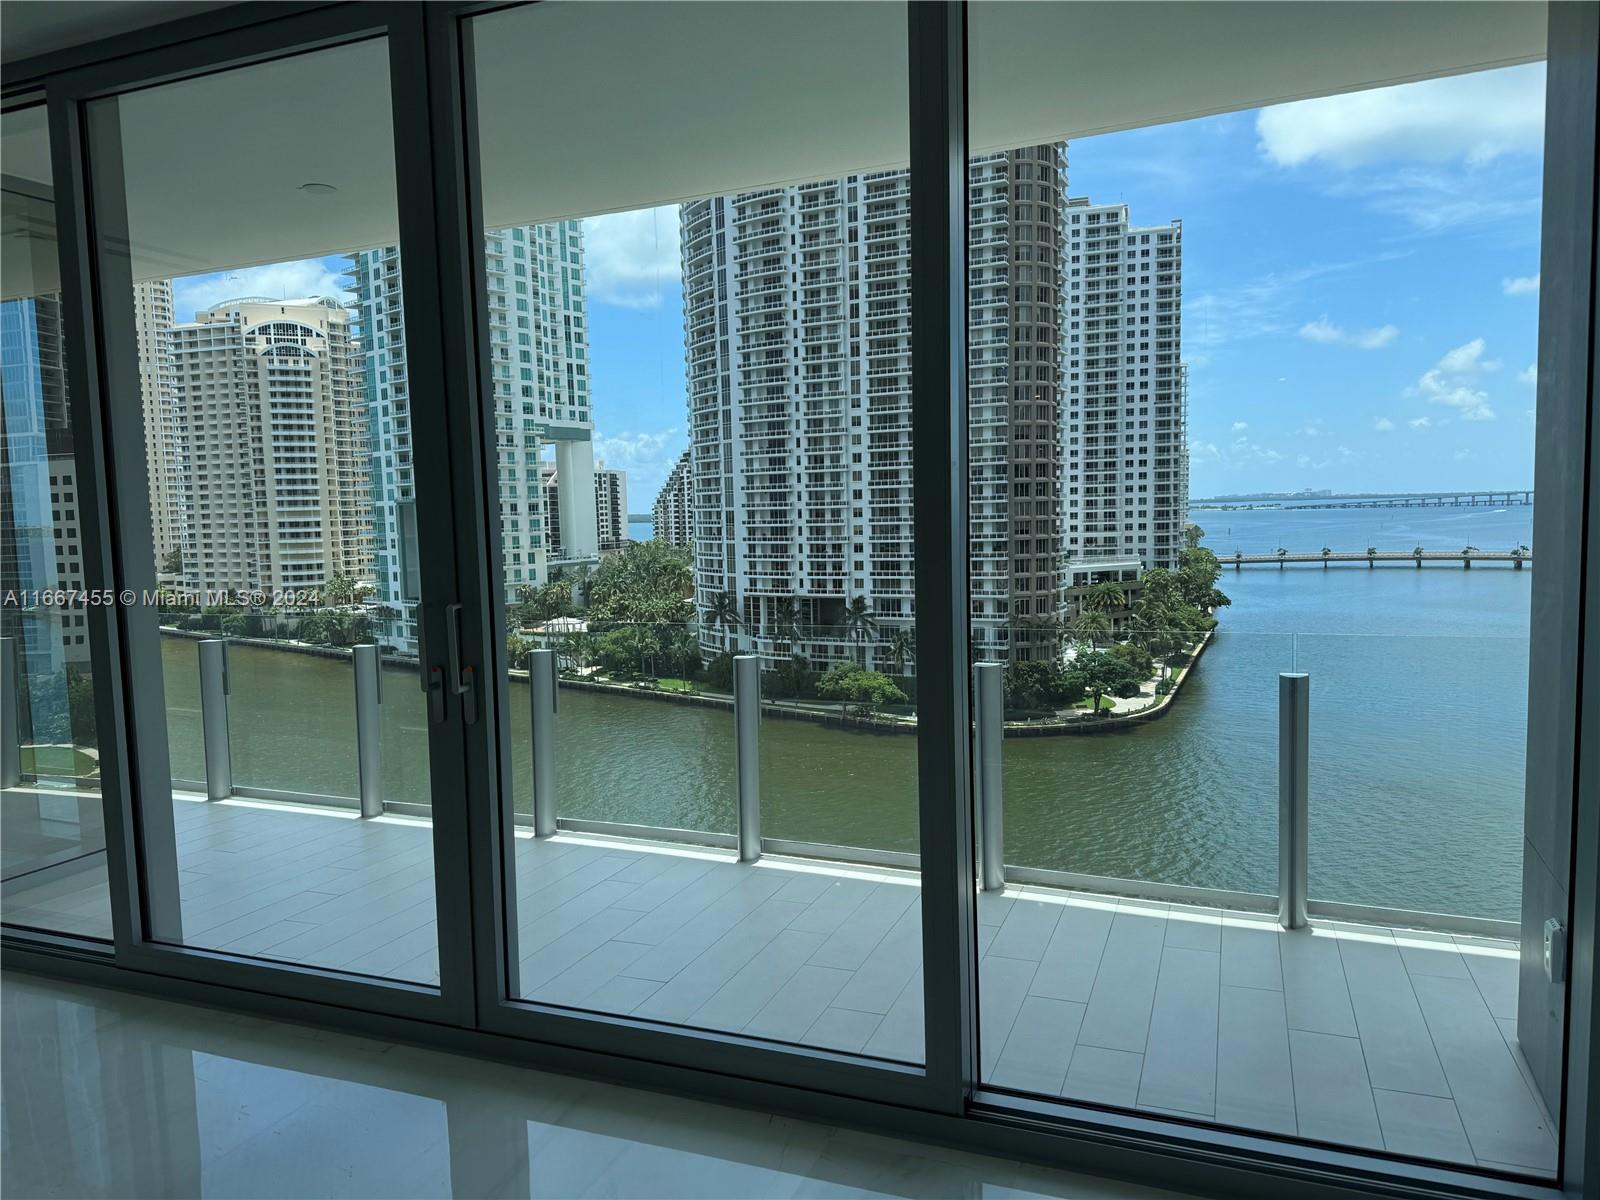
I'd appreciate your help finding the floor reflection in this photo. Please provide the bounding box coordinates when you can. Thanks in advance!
[1,973,1184,1199]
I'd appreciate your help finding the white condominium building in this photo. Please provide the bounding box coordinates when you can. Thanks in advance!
[352,220,595,651]
[170,297,370,596]
[680,145,1069,668]
[541,459,628,559]
[1062,199,1187,572]
[134,280,190,573]
[652,450,692,550]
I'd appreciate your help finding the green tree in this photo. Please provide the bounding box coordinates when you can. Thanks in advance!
[703,590,741,654]
[770,597,803,655]
[160,548,184,576]
[1081,580,1125,614]
[322,572,358,607]
[815,661,907,715]
[1004,659,1058,711]
[1066,649,1140,716]
[221,613,248,639]
[1069,609,1113,646]
[1176,546,1231,612]
[841,596,878,666]
[586,541,693,625]
[885,627,916,675]
[773,653,814,699]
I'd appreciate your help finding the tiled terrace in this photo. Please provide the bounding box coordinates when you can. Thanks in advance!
[1,792,1557,1178]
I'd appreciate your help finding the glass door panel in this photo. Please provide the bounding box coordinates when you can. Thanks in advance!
[466,0,926,1059]
[1,104,114,941]
[966,1,1557,1179]
[82,37,450,985]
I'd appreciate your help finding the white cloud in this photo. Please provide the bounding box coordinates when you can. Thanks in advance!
[1373,417,1395,431]
[1187,251,1411,351]
[1520,363,1538,386]
[592,426,685,502]
[1454,448,1474,462]
[1231,421,1249,433]
[1409,416,1433,430]
[172,259,348,322]
[581,206,681,309]
[1436,337,1498,374]
[1298,316,1399,350]
[1502,273,1540,296]
[1256,64,1545,169]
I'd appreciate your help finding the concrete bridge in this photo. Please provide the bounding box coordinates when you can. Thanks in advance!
[1229,549,1531,569]
[1283,491,1531,511]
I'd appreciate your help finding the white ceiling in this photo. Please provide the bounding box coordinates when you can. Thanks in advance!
[2,1,1548,301]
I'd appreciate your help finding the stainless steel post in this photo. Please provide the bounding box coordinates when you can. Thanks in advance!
[529,649,558,836]
[354,644,382,818]
[199,639,232,800]
[734,654,761,862]
[1279,672,1309,929]
[1,636,20,789]
[974,662,1005,891]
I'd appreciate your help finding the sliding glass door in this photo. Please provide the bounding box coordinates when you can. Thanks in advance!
[62,18,477,1014]
[456,0,942,1089]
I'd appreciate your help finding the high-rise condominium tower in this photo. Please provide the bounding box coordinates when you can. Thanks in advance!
[681,145,1069,667]
[652,450,692,550]
[134,280,188,572]
[541,459,628,558]
[170,297,370,595]
[1062,200,1187,570]
[352,222,593,651]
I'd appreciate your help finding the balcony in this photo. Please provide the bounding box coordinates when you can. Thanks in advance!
[1,627,1555,1179]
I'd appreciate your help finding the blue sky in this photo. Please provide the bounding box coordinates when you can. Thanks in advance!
[174,62,1546,505]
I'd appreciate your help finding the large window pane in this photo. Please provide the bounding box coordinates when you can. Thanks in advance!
[1,104,113,941]
[968,1,1556,1179]
[84,39,446,984]
[468,1,924,1060]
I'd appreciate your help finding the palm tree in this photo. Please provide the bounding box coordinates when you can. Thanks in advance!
[1081,580,1125,614]
[703,591,741,654]
[885,627,916,675]
[771,597,803,656]
[842,596,878,667]
[1069,609,1113,647]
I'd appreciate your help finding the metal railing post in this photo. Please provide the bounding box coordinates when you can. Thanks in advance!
[975,661,1005,891]
[734,654,761,862]
[529,648,558,836]
[199,638,232,800]
[1278,672,1309,930]
[1,636,21,789]
[354,644,382,818]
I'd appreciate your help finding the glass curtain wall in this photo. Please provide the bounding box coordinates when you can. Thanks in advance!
[0,104,113,940]
[79,38,448,984]
[465,0,928,1060]
[966,0,1558,1180]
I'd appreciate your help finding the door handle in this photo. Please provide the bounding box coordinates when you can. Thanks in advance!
[417,604,445,724]
[445,602,478,725]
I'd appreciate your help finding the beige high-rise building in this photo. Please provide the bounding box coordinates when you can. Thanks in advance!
[170,297,371,595]
[652,450,691,550]
[134,280,187,570]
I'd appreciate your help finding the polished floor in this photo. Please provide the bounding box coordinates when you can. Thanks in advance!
[0,972,1193,1200]
[2,794,1558,1177]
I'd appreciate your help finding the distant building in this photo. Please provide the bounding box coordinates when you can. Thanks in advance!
[652,449,691,549]
[541,459,628,559]
[681,146,1069,668]
[169,297,370,596]
[351,221,596,651]
[134,280,190,573]
[1061,199,1187,573]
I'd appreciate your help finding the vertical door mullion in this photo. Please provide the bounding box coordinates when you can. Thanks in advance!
[387,3,513,1027]
[909,0,978,1111]
[385,6,485,1029]
[49,79,185,958]
[46,82,144,958]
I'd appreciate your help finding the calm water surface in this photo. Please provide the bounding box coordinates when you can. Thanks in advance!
[159,504,1534,921]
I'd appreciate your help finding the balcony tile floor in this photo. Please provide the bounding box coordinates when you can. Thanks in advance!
[2,794,1558,1178]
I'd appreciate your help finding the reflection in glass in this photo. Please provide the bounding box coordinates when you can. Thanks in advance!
[84,38,441,983]
[1,105,113,940]
[468,1,924,1059]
